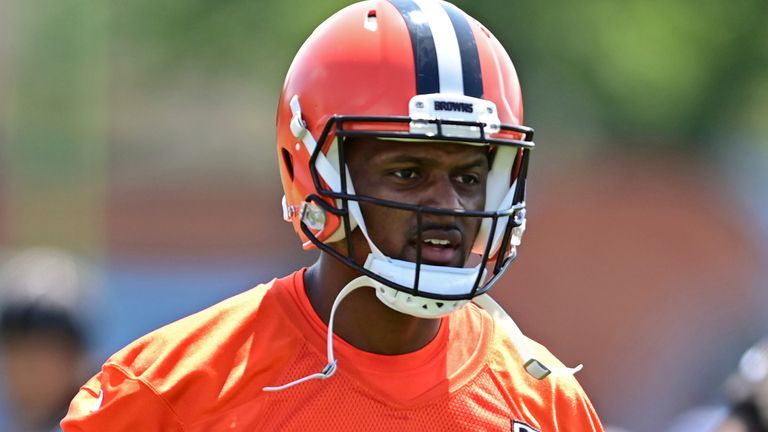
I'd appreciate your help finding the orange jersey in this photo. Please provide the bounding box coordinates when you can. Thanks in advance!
[62,269,603,431]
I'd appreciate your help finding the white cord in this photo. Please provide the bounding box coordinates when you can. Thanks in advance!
[263,276,372,392]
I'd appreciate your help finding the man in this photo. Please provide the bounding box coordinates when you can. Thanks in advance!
[62,1,603,430]
[0,248,96,432]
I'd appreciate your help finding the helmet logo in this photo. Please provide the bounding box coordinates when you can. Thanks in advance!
[409,94,500,138]
[434,101,474,113]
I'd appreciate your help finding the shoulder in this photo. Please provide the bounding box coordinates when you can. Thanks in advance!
[110,279,278,374]
[477,306,604,430]
[63,272,308,430]
[105,273,304,413]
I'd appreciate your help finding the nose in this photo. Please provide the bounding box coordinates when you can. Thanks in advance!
[421,173,463,210]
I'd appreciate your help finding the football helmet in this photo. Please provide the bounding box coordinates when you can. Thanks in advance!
[277,0,532,318]
[268,0,583,391]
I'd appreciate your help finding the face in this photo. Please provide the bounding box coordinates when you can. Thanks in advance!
[344,137,489,267]
[0,332,85,426]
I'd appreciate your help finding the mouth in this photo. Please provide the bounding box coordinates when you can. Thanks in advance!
[408,228,464,266]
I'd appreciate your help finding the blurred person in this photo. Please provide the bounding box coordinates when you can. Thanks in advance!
[667,338,768,432]
[714,338,768,432]
[62,1,603,430]
[0,248,98,432]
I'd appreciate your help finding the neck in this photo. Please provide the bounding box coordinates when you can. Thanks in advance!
[304,252,441,355]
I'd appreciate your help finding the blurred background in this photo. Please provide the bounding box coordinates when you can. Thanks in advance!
[0,0,766,430]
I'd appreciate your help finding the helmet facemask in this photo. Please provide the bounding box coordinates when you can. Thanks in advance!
[287,94,533,319]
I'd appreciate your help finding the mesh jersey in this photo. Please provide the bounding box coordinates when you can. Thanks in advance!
[62,269,603,431]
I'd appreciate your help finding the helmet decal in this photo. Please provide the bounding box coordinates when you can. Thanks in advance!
[441,2,483,97]
[389,0,483,97]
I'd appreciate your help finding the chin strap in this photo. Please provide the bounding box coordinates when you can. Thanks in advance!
[263,276,372,392]
[472,294,583,379]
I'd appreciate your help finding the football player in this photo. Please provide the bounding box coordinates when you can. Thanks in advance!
[62,1,603,430]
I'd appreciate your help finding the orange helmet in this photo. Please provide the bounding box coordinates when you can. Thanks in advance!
[276,0,533,310]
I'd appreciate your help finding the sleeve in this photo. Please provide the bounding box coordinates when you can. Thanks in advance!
[61,363,185,432]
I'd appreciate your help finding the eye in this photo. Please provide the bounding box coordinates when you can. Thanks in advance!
[392,169,418,179]
[455,173,481,185]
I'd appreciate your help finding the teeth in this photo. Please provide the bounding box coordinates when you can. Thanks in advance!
[424,238,450,246]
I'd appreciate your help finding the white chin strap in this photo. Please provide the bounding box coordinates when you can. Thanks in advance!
[263,276,582,392]
[364,253,475,319]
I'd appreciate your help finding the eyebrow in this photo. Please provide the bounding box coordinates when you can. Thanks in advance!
[372,153,489,170]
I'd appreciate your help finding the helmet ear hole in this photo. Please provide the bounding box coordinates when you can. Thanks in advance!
[281,148,295,180]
